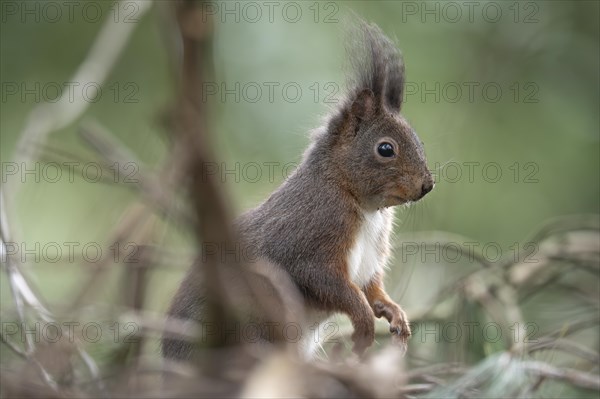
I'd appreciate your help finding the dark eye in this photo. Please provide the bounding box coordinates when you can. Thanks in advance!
[377,142,395,157]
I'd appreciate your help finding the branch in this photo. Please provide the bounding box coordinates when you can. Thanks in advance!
[521,361,600,391]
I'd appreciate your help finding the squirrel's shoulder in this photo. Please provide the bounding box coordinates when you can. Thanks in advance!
[235,165,361,258]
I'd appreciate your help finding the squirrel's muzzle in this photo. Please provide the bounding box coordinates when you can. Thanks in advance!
[420,182,434,197]
[415,172,435,200]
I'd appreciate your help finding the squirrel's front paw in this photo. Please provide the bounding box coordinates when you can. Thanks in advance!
[373,301,411,345]
[351,319,375,356]
[389,310,411,342]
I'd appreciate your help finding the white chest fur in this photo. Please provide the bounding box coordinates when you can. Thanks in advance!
[347,210,388,288]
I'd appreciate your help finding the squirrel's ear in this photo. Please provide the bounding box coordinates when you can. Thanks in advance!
[350,88,376,120]
[329,89,376,138]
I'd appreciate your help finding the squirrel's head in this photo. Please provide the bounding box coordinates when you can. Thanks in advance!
[322,22,434,209]
[326,88,434,209]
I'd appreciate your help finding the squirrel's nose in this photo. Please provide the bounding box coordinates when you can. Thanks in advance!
[421,181,434,197]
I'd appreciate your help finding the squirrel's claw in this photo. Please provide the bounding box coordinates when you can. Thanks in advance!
[390,316,410,356]
[389,317,411,338]
[391,333,409,356]
[381,303,411,354]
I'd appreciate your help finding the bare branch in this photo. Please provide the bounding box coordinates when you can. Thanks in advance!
[521,361,600,391]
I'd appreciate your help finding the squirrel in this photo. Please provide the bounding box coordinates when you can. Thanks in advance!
[163,21,434,360]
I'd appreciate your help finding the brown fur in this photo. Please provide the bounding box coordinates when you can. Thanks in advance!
[163,21,433,359]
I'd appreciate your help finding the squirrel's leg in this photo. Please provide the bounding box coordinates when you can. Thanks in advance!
[300,264,375,356]
[363,274,411,344]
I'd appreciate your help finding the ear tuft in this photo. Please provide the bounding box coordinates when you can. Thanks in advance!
[385,56,405,112]
[350,88,376,121]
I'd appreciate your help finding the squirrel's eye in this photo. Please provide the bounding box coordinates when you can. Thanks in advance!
[377,142,395,157]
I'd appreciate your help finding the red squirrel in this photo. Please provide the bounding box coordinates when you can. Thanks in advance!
[163,21,434,360]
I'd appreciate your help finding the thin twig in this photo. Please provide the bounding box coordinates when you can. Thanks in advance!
[521,360,600,390]
[527,338,600,364]
[78,120,195,227]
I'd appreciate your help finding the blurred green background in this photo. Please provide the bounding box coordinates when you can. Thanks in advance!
[1,0,598,370]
